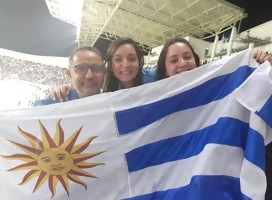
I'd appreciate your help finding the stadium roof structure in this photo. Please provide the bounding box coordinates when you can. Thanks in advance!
[45,0,247,52]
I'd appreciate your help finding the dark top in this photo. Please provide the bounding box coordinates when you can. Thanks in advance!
[265,142,272,200]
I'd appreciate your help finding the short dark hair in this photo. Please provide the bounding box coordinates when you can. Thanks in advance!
[156,38,200,80]
[104,37,144,92]
[69,46,102,67]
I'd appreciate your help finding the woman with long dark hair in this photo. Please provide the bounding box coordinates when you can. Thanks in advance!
[156,38,200,80]
[103,37,145,92]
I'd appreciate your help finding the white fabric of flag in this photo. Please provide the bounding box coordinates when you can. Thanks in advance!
[0,49,271,200]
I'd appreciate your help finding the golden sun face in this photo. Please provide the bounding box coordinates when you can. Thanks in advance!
[37,148,74,175]
[2,119,105,197]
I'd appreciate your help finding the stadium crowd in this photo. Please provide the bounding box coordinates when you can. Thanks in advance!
[0,55,69,86]
[0,54,70,109]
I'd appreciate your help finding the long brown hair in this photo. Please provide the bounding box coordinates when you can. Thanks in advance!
[156,38,200,80]
[104,37,144,92]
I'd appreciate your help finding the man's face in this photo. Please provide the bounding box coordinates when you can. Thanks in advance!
[67,50,104,98]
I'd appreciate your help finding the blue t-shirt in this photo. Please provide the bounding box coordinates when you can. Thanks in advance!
[142,68,157,84]
[142,68,157,77]
[34,89,79,106]
[143,73,156,84]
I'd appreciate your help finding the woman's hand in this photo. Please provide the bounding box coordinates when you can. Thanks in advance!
[253,50,272,65]
[48,85,72,102]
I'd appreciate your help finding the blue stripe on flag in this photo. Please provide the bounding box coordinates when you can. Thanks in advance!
[125,117,264,172]
[256,95,272,128]
[245,128,265,170]
[122,175,251,200]
[116,66,255,135]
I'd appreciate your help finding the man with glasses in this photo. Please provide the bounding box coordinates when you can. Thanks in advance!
[34,46,105,106]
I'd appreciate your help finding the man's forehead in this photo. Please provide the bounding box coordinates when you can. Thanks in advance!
[74,50,100,58]
[73,50,102,62]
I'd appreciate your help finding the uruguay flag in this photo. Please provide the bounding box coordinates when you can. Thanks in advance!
[0,49,271,200]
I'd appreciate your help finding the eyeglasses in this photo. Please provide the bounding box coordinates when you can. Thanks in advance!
[72,64,105,74]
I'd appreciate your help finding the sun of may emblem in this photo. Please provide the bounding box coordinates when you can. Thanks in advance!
[2,119,105,197]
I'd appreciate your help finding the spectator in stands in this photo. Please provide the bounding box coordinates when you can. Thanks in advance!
[49,38,271,100]
[50,37,155,100]
[156,38,272,80]
[155,37,272,200]
[156,38,200,80]
[104,37,155,92]
[34,46,105,106]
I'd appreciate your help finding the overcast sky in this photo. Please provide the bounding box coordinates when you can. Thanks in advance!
[0,0,77,57]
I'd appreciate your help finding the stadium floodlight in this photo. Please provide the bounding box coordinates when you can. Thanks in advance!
[45,0,84,28]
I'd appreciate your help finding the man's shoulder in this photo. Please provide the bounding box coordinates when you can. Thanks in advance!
[33,89,79,106]
[33,98,60,106]
[70,89,79,100]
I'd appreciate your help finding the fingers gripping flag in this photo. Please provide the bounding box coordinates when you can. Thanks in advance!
[0,50,271,200]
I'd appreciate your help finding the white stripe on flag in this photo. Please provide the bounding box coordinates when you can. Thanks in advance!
[240,159,266,200]
[127,144,243,197]
[120,94,250,152]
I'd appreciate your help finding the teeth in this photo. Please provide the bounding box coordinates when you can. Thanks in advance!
[121,71,130,74]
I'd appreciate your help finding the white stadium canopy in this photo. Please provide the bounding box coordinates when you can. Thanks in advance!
[45,0,247,52]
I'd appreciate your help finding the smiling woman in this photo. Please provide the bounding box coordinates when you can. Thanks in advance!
[103,37,147,92]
